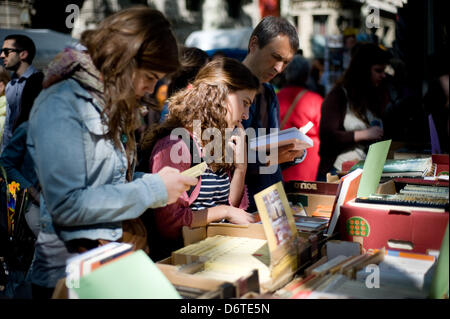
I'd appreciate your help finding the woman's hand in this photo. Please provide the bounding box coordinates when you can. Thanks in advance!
[224,206,255,225]
[157,166,198,205]
[228,125,247,171]
[355,126,384,142]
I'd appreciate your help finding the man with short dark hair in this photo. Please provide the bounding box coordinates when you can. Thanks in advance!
[0,34,42,153]
[242,16,307,212]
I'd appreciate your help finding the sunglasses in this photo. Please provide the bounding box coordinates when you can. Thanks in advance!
[1,48,22,56]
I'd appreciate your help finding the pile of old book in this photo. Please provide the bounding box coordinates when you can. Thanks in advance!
[273,244,439,299]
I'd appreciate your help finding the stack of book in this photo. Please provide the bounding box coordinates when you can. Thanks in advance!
[349,157,434,178]
[356,184,449,210]
[294,216,328,233]
[274,248,437,299]
[66,242,134,286]
[171,235,272,286]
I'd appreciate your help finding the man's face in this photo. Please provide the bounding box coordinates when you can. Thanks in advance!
[0,39,22,71]
[248,35,295,83]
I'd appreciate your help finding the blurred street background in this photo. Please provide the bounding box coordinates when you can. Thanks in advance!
[1,0,448,94]
[0,0,448,149]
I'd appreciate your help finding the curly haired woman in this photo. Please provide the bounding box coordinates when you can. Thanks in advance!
[140,58,259,259]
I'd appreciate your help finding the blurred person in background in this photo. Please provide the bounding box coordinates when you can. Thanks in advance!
[0,66,10,143]
[423,46,449,154]
[158,46,210,123]
[277,55,324,181]
[318,42,390,180]
[306,58,325,98]
[0,35,43,154]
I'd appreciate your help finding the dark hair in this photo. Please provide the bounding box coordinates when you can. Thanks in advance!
[249,16,299,52]
[211,50,226,60]
[284,54,310,87]
[4,34,36,64]
[167,46,210,97]
[339,42,391,122]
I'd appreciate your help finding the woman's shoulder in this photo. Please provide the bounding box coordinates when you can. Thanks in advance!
[323,85,346,106]
[33,79,84,111]
[327,85,346,97]
[151,133,192,158]
[150,133,194,171]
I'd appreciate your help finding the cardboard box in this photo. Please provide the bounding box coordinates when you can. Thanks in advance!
[160,222,299,293]
[338,202,448,254]
[158,182,334,295]
[337,179,448,254]
[285,181,338,217]
[156,258,259,298]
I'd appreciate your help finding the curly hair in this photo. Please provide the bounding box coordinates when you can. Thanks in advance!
[140,58,259,173]
[81,6,179,180]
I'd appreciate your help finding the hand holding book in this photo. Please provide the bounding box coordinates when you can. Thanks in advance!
[267,142,306,166]
[251,122,313,166]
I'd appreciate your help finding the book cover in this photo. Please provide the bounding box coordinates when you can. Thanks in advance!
[66,242,122,282]
[81,244,134,276]
[357,140,391,198]
[254,182,298,253]
[285,180,339,195]
[249,127,313,151]
[325,168,363,237]
[74,250,181,299]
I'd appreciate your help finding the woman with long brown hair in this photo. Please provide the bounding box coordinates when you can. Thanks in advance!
[318,42,390,180]
[26,7,197,298]
[140,58,258,259]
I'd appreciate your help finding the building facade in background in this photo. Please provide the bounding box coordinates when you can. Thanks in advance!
[282,0,405,58]
[1,0,404,55]
[0,0,33,29]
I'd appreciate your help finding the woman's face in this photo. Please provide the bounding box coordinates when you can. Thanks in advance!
[225,89,256,128]
[370,64,387,87]
[133,68,166,98]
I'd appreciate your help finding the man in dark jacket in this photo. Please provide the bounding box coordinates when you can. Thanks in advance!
[0,34,43,153]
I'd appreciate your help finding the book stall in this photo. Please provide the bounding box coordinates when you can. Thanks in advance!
[53,138,448,300]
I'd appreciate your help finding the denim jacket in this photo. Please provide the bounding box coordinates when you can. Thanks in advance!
[27,78,169,242]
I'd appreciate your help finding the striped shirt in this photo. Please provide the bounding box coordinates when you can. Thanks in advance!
[191,167,230,211]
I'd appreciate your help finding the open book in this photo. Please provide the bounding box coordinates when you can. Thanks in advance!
[249,127,313,151]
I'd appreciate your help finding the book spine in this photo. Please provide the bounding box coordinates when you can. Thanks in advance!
[285,181,339,195]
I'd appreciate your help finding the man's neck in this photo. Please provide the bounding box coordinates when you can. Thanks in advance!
[15,62,30,78]
[242,56,265,93]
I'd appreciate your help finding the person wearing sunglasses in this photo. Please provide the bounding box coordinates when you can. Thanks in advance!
[0,34,43,153]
